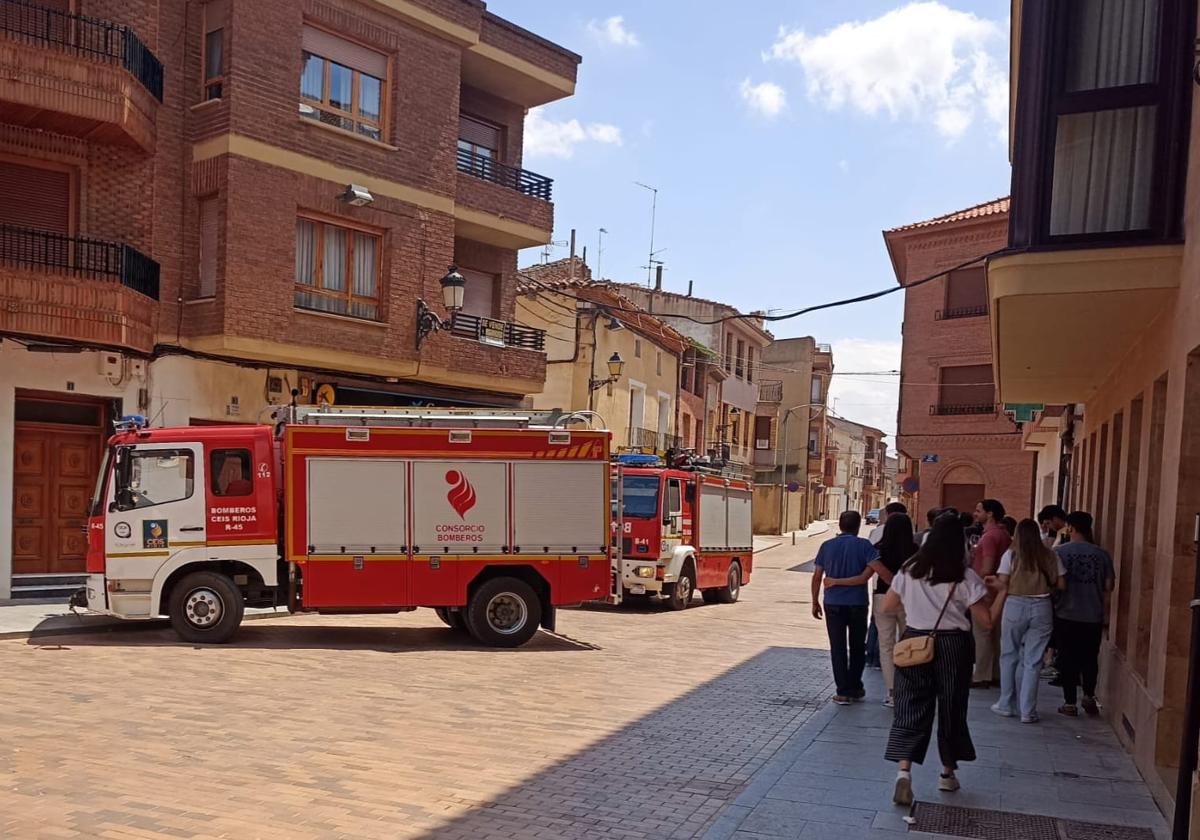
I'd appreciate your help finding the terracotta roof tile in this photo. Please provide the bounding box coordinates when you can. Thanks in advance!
[886,197,1010,233]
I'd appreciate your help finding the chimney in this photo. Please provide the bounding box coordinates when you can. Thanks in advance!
[581,245,587,266]
[569,228,576,260]
[655,264,663,291]
[687,280,693,297]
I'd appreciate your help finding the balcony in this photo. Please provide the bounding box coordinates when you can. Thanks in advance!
[628,427,681,452]
[0,0,163,151]
[454,149,554,249]
[930,403,996,417]
[935,305,988,321]
[758,380,783,403]
[449,311,545,351]
[0,224,160,353]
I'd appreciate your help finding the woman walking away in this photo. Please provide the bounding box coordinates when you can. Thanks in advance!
[883,513,992,805]
[875,514,918,706]
[990,519,1064,723]
[1055,511,1114,717]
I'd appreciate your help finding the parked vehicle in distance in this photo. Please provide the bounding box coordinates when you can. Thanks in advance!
[610,453,753,610]
[866,508,881,524]
[72,408,612,647]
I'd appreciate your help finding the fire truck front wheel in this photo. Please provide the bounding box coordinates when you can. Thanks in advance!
[662,566,696,611]
[168,571,245,644]
[465,577,542,648]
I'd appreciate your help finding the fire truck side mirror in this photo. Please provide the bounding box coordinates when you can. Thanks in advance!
[111,446,134,512]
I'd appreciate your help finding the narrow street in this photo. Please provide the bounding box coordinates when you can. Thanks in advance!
[0,535,834,840]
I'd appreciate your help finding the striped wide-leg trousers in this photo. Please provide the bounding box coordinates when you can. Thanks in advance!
[885,629,976,769]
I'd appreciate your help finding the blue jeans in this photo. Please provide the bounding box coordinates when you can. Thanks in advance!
[996,596,1054,719]
[825,604,869,697]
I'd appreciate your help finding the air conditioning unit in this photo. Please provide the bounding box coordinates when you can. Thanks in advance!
[98,352,122,378]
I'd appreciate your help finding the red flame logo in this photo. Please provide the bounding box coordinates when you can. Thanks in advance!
[445,470,476,519]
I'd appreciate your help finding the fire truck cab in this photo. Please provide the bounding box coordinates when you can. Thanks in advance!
[611,454,754,610]
[76,408,612,647]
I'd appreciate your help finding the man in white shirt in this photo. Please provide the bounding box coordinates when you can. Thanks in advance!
[869,502,909,544]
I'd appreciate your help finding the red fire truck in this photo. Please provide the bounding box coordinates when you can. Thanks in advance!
[610,454,754,609]
[72,407,612,647]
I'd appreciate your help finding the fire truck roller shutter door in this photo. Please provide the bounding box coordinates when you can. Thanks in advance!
[411,461,508,555]
[727,487,753,551]
[699,484,728,551]
[306,458,409,553]
[512,462,607,554]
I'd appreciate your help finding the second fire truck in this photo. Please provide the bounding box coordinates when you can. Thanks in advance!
[610,453,754,609]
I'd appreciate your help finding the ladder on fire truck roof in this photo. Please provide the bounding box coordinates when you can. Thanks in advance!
[286,405,607,430]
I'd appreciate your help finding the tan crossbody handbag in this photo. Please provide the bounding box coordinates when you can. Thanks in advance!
[893,582,958,668]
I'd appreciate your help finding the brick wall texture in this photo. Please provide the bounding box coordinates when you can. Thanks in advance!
[888,208,1035,519]
[0,0,578,400]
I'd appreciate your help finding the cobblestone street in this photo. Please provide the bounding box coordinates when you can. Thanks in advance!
[0,536,834,840]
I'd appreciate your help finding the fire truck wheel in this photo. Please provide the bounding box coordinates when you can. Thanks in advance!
[465,577,542,647]
[663,568,695,611]
[168,571,244,644]
[717,562,742,604]
[434,607,468,632]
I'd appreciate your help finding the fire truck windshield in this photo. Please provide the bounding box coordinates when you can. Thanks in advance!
[618,475,660,519]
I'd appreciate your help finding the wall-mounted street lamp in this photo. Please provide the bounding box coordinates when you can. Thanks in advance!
[589,351,625,394]
[415,265,466,350]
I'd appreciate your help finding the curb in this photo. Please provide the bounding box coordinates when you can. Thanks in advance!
[0,607,290,642]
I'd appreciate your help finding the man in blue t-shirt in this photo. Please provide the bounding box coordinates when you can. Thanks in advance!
[812,510,879,704]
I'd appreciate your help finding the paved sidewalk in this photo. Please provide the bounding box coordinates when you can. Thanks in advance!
[0,598,285,639]
[754,521,833,555]
[704,669,1167,840]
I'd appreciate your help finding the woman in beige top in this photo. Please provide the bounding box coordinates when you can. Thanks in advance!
[988,518,1065,723]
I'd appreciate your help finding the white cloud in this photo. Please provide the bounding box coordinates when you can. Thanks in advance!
[837,159,850,173]
[766,2,1008,142]
[524,108,623,159]
[825,339,902,450]
[739,79,787,119]
[587,15,640,47]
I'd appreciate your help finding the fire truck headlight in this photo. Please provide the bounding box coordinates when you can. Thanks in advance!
[634,566,655,579]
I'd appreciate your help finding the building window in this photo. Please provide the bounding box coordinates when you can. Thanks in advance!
[202,1,226,100]
[295,217,381,320]
[299,26,387,141]
[458,115,502,176]
[941,265,988,319]
[754,416,771,450]
[634,339,642,358]
[656,351,662,376]
[810,374,823,405]
[724,333,733,372]
[198,197,218,298]
[936,364,995,414]
[459,267,497,318]
[1011,0,1191,246]
[746,346,754,383]
[735,339,745,379]
[808,429,819,455]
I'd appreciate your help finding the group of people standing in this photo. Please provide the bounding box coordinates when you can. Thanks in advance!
[810,499,1114,805]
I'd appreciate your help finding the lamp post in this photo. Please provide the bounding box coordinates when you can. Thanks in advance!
[415,265,466,350]
[588,351,625,395]
[778,402,829,534]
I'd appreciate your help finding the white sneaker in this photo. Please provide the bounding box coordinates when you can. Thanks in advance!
[883,692,894,708]
[893,771,913,806]
[938,773,960,792]
[989,703,1015,718]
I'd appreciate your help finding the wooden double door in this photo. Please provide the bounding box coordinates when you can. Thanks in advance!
[12,397,106,575]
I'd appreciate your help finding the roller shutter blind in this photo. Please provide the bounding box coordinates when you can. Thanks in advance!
[0,161,71,233]
[301,25,387,78]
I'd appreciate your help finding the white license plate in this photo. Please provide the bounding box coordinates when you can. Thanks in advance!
[629,585,646,595]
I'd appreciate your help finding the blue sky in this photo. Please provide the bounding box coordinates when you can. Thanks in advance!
[490,1,1012,438]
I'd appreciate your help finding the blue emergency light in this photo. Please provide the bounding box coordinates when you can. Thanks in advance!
[615,453,660,467]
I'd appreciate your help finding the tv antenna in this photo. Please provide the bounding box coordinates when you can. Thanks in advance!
[634,181,659,286]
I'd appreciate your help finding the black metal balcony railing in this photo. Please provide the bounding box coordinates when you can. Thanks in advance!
[0,0,164,100]
[758,380,783,402]
[0,224,160,299]
[449,311,545,351]
[935,305,989,321]
[629,427,682,452]
[456,148,553,201]
[930,402,996,416]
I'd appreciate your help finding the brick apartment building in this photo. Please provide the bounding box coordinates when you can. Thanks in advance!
[988,0,1198,813]
[822,415,886,518]
[0,0,579,598]
[884,199,1034,520]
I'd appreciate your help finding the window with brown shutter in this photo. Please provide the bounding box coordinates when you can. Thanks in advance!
[459,267,497,318]
[754,416,771,450]
[0,160,72,233]
[202,0,227,100]
[198,197,218,298]
[299,25,388,141]
[936,364,995,415]
[941,266,988,319]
